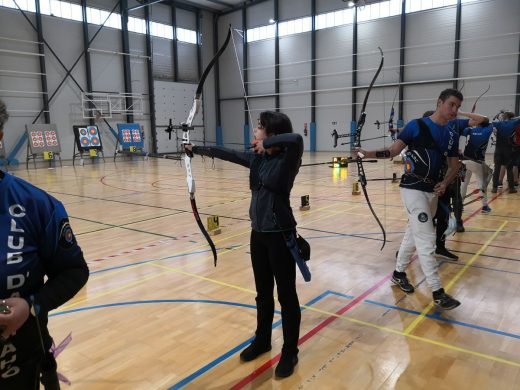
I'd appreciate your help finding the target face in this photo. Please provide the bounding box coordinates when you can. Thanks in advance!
[26,124,61,153]
[73,125,103,151]
[117,123,144,150]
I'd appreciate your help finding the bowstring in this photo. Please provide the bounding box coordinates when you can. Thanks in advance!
[230,28,254,135]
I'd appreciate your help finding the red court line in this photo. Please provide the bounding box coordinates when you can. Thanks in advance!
[229,273,393,390]
[230,190,504,388]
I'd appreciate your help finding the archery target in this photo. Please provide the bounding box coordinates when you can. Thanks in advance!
[30,131,44,148]
[26,124,61,153]
[73,125,103,151]
[131,129,141,142]
[117,123,144,150]
[44,130,58,146]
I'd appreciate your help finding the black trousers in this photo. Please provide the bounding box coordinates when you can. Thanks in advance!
[493,146,515,188]
[435,178,462,247]
[250,230,301,355]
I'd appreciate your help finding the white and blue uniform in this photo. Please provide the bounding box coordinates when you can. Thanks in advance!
[0,172,88,387]
[395,117,467,291]
[460,125,493,206]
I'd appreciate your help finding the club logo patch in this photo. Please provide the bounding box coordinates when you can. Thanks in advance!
[418,212,428,223]
[59,219,76,248]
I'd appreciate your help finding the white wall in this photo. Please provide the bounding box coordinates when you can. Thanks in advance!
[216,0,520,152]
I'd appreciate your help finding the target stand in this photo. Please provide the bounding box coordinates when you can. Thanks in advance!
[72,125,105,166]
[25,124,63,169]
[114,123,145,161]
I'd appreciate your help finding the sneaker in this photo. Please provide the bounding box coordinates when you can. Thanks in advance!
[498,182,503,188]
[481,205,492,214]
[433,288,461,310]
[275,353,298,378]
[491,187,498,193]
[391,271,415,293]
[456,221,465,232]
[435,246,459,261]
[509,188,518,194]
[240,340,271,362]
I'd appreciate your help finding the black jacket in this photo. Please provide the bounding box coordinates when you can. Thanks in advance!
[193,133,303,232]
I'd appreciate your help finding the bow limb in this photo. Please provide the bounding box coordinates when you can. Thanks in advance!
[388,87,399,141]
[471,84,490,113]
[183,26,232,266]
[355,47,386,250]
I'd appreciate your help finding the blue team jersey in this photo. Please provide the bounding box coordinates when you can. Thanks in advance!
[0,172,85,381]
[493,118,520,147]
[462,125,493,161]
[398,117,467,192]
[0,172,82,299]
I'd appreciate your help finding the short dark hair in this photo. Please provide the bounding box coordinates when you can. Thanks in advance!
[422,110,435,118]
[0,100,8,131]
[438,88,463,102]
[258,111,293,136]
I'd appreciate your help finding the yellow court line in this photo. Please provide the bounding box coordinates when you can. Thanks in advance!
[404,220,508,335]
[102,255,520,369]
[304,306,520,368]
[87,200,357,283]
[149,261,256,295]
[67,206,364,313]
[57,241,252,311]
[63,220,520,368]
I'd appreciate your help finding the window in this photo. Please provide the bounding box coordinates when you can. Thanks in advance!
[405,0,465,13]
[278,16,312,38]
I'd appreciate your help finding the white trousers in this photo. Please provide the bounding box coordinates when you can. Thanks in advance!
[396,187,442,292]
[460,160,492,207]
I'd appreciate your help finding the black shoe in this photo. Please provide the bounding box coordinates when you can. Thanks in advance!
[509,188,518,194]
[275,353,298,378]
[433,288,461,310]
[391,271,415,293]
[240,340,271,362]
[456,221,465,232]
[435,246,459,261]
[491,187,498,193]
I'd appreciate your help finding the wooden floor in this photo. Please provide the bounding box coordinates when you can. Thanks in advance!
[13,152,520,389]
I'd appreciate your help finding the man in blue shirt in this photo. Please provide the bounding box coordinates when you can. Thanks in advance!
[491,111,519,193]
[0,100,89,389]
[356,89,487,310]
[460,123,494,212]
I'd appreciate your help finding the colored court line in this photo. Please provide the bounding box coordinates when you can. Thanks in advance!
[404,220,508,335]
[451,239,520,251]
[51,299,261,317]
[229,195,507,387]
[56,242,253,312]
[229,273,394,389]
[167,292,333,390]
[323,291,520,340]
[230,282,520,389]
[61,202,363,312]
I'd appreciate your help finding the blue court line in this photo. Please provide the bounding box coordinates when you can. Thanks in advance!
[168,290,332,389]
[89,244,246,275]
[49,288,520,388]
[49,299,263,317]
[89,249,213,275]
[326,290,520,340]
